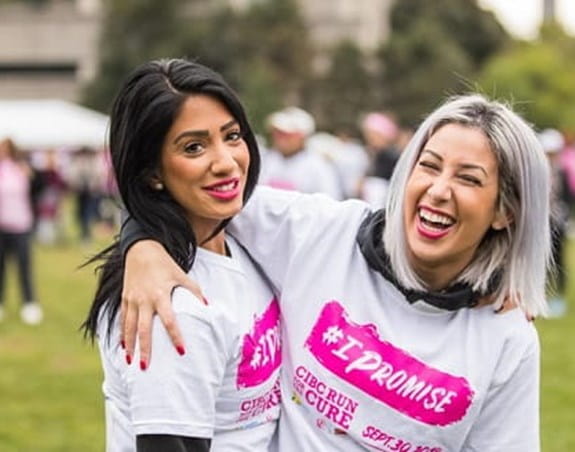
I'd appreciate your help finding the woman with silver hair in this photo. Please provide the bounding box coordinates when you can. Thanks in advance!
[121,94,549,451]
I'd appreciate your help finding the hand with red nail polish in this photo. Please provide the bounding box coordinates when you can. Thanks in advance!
[121,240,207,367]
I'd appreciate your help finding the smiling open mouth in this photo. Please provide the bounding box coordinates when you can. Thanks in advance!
[210,180,238,192]
[418,208,455,231]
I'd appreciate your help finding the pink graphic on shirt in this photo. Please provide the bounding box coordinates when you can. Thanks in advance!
[265,179,297,191]
[237,298,281,388]
[305,301,474,426]
[238,379,281,421]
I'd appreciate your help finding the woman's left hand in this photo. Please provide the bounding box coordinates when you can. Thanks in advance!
[121,240,206,369]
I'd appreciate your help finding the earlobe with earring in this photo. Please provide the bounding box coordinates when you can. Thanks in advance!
[153,181,164,191]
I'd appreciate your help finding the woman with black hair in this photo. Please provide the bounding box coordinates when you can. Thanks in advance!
[82,59,280,452]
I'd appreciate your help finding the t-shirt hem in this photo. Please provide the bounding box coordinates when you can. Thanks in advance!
[133,421,213,438]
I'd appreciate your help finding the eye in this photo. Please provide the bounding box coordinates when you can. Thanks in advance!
[418,160,440,171]
[226,130,243,143]
[459,174,482,186]
[182,141,204,155]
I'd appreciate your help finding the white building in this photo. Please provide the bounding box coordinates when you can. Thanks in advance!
[0,0,101,101]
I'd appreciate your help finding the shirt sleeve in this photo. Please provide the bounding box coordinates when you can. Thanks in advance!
[127,288,231,439]
[228,187,369,292]
[309,157,345,200]
[462,326,540,452]
[119,213,150,257]
[136,434,211,452]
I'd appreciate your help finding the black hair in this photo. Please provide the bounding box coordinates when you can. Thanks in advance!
[82,58,261,341]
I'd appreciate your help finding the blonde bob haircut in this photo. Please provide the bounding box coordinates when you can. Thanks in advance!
[384,94,551,317]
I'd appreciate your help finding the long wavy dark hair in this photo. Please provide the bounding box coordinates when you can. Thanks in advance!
[82,58,261,341]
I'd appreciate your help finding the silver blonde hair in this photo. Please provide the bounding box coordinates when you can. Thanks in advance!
[384,94,551,317]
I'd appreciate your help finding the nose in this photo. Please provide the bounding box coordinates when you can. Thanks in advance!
[210,142,237,174]
[426,175,452,202]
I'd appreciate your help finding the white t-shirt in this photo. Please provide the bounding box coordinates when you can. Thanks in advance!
[260,148,343,200]
[98,236,281,452]
[229,187,540,452]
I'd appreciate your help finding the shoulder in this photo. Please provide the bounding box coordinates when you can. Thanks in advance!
[479,305,539,363]
[478,296,538,344]
[170,286,235,329]
[249,186,370,222]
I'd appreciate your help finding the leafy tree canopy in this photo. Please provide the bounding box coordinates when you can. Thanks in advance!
[479,23,575,134]
[83,0,310,133]
[307,40,376,134]
[379,0,509,126]
[82,0,188,112]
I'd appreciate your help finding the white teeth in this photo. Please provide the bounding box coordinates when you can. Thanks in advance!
[419,209,453,226]
[212,181,235,192]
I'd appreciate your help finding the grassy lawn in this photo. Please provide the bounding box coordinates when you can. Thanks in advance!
[0,233,106,451]
[0,205,573,450]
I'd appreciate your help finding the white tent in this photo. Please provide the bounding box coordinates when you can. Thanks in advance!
[0,99,109,150]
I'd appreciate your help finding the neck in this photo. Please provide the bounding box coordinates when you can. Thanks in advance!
[200,232,227,255]
[411,261,465,292]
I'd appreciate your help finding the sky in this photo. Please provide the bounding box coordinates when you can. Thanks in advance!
[479,0,575,39]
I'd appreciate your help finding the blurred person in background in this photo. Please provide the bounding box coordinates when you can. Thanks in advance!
[358,112,400,207]
[560,130,575,203]
[0,138,43,325]
[309,130,370,200]
[361,112,400,181]
[260,106,343,199]
[559,130,575,238]
[395,125,415,154]
[68,146,106,244]
[33,149,68,245]
[539,128,572,318]
[96,150,122,234]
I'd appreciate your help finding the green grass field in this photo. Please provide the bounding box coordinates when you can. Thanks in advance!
[0,213,574,451]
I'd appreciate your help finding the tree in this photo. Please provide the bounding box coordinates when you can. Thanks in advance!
[237,0,313,106]
[479,24,575,133]
[82,0,189,112]
[235,58,283,135]
[307,40,375,133]
[83,0,313,133]
[378,0,509,126]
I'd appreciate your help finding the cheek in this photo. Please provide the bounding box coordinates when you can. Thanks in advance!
[236,146,251,173]
[162,159,203,190]
[404,175,424,208]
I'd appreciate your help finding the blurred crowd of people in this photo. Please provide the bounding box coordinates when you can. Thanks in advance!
[1,103,574,324]
[538,128,575,318]
[258,106,412,205]
[0,137,119,326]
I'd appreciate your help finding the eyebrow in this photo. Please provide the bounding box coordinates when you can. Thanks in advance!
[173,119,239,145]
[421,149,488,177]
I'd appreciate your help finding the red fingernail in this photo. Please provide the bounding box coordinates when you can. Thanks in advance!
[202,296,209,305]
[125,354,132,365]
[120,339,126,349]
[140,360,147,371]
[176,345,186,356]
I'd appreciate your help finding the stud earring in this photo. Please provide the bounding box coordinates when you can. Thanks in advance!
[153,181,164,191]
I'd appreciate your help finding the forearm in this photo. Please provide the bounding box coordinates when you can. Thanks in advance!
[136,434,211,452]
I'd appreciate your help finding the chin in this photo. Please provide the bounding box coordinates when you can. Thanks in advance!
[223,205,243,219]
